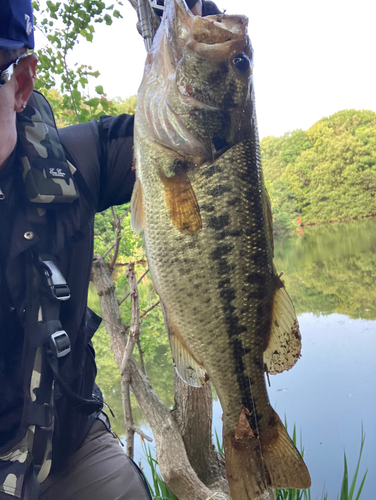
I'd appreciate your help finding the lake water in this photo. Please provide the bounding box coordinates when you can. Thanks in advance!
[93,217,376,499]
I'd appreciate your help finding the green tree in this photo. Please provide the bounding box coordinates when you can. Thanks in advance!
[32,0,122,124]
[261,110,376,230]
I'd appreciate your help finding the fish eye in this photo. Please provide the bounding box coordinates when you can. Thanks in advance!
[233,54,251,73]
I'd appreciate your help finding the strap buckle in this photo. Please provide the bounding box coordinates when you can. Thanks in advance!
[50,330,71,358]
[40,258,71,301]
[39,403,54,431]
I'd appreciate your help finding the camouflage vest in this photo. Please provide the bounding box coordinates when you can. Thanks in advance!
[0,92,101,500]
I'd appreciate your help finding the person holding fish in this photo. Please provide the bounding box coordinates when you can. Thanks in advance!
[0,0,222,499]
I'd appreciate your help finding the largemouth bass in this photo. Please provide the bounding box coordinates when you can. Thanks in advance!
[131,0,311,497]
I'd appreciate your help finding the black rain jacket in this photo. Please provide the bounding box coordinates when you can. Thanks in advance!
[0,107,135,471]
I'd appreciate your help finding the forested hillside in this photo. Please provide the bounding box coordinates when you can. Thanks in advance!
[261,110,376,231]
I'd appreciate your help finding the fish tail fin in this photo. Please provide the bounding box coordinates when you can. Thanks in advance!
[223,408,310,499]
[260,409,311,490]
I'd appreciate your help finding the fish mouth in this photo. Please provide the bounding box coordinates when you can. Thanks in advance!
[166,0,250,62]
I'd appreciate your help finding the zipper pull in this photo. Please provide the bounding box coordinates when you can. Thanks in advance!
[0,187,5,200]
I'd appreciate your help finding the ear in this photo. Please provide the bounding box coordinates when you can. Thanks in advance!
[191,0,203,16]
[14,54,38,113]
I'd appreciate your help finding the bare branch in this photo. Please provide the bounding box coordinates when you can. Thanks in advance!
[103,243,116,260]
[118,268,149,306]
[121,262,142,459]
[140,299,160,319]
[137,337,147,375]
[132,425,153,443]
[109,206,123,268]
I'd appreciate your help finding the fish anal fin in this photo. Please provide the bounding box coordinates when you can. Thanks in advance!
[263,285,302,375]
[160,166,202,236]
[161,305,208,387]
[130,178,144,235]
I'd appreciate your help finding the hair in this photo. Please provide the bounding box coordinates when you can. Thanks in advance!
[0,47,28,68]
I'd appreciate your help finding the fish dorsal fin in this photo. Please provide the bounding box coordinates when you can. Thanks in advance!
[263,285,302,375]
[161,303,209,387]
[160,165,202,236]
[130,178,144,235]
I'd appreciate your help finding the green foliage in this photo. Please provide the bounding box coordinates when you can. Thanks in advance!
[280,130,312,167]
[261,110,376,230]
[32,0,122,124]
[111,95,138,115]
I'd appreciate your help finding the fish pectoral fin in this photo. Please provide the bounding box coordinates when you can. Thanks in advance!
[263,285,302,375]
[160,165,202,236]
[130,178,144,235]
[161,304,209,388]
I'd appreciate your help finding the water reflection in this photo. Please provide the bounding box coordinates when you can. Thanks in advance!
[91,218,376,497]
[274,218,376,319]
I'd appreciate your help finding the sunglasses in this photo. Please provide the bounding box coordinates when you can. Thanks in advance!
[0,54,28,87]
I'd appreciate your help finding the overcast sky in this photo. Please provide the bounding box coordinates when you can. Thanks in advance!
[36,0,376,138]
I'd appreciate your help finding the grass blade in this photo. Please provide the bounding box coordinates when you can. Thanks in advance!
[354,470,368,500]
[348,426,366,500]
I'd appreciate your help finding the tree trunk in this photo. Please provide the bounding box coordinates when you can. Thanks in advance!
[174,373,229,495]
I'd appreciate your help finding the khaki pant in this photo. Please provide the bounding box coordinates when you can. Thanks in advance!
[39,413,151,500]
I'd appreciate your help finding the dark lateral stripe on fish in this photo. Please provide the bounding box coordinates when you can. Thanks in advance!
[199,203,216,213]
[227,230,242,238]
[220,288,236,302]
[230,339,259,436]
[246,272,266,285]
[213,250,265,439]
[247,290,266,301]
[216,259,236,275]
[211,244,235,260]
[208,214,231,230]
[249,249,268,264]
[227,198,238,207]
[218,278,231,288]
[206,184,232,197]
